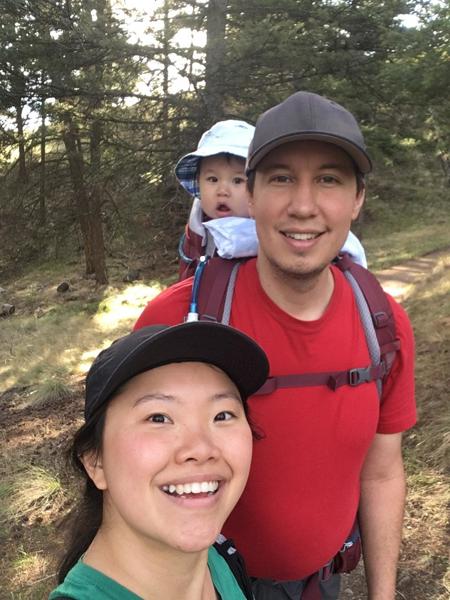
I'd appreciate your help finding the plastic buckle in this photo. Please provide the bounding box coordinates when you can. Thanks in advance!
[340,540,354,553]
[349,367,372,386]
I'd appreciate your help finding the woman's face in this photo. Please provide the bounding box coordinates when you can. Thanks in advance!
[83,362,252,554]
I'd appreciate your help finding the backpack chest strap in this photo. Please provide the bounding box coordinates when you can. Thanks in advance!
[255,363,386,395]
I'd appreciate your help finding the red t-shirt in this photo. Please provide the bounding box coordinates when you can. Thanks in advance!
[134,258,416,580]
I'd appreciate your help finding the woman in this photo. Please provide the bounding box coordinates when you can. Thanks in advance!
[50,321,269,600]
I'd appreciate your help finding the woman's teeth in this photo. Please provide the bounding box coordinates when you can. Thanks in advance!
[162,481,219,496]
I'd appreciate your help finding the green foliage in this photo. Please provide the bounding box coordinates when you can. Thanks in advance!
[0,1,448,277]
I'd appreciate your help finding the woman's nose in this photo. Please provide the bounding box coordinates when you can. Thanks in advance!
[174,427,221,464]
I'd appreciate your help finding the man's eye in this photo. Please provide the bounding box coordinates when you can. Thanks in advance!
[147,413,171,424]
[318,175,339,185]
[270,175,292,183]
[214,411,235,422]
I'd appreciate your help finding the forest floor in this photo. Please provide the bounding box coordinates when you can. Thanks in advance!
[0,248,449,600]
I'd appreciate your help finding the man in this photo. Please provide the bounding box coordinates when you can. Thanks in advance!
[134,91,416,599]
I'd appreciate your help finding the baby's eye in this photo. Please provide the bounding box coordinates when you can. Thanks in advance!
[214,411,236,422]
[147,413,171,424]
[232,176,246,184]
[206,175,218,182]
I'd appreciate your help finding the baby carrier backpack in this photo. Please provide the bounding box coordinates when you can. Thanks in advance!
[186,253,400,599]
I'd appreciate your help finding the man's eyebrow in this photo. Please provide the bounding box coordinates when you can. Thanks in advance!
[259,161,353,172]
[318,162,353,171]
[258,162,294,175]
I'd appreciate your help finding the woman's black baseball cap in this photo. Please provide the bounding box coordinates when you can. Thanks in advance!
[85,322,269,420]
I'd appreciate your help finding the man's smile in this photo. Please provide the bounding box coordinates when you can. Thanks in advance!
[282,231,324,241]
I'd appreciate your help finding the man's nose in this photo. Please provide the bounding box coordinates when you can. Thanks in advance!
[287,182,319,217]
[174,426,221,464]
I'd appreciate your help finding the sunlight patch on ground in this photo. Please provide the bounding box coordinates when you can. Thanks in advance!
[92,282,162,331]
[0,282,162,391]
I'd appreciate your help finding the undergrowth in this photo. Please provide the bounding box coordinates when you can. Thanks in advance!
[0,204,449,598]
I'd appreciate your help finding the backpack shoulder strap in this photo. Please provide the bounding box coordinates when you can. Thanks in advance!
[213,535,254,600]
[197,257,244,323]
[191,254,400,399]
[334,253,400,397]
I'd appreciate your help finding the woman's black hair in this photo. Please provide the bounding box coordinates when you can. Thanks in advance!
[57,408,107,582]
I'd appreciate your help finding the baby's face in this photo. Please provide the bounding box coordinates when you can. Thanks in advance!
[198,154,251,220]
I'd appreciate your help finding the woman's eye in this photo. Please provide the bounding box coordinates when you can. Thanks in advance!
[214,411,235,422]
[147,413,171,424]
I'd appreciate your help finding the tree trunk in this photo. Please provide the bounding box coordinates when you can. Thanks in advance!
[204,0,227,122]
[161,0,170,135]
[15,101,28,184]
[39,94,46,225]
[62,115,108,284]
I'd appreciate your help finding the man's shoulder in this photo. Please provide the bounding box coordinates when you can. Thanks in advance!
[134,277,192,330]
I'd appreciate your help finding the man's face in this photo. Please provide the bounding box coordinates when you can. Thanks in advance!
[249,140,364,281]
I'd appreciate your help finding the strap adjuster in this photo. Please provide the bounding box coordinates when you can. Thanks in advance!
[349,367,372,386]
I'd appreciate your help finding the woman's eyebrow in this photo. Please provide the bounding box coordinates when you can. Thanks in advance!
[133,391,242,407]
[133,393,176,407]
[212,392,242,403]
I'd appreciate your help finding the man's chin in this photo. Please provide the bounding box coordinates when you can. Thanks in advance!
[268,257,330,282]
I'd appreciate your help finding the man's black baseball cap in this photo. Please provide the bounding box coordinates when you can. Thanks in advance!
[247,91,372,174]
[85,322,269,420]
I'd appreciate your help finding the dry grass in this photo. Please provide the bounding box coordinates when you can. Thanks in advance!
[364,222,450,270]
[399,255,450,599]
[0,251,449,598]
[0,276,164,393]
[0,466,66,526]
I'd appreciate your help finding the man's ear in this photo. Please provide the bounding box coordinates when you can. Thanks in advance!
[351,187,365,221]
[80,450,107,490]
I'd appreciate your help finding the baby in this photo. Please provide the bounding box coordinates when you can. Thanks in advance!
[176,120,367,281]
[176,119,258,280]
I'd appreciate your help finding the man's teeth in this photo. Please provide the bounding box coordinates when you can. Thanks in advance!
[162,481,219,495]
[285,232,320,240]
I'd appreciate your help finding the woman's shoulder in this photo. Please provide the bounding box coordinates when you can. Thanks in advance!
[49,560,141,600]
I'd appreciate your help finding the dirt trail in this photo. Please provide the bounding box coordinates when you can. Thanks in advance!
[374,247,450,301]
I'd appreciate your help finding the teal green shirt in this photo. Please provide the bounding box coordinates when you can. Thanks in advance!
[49,546,247,599]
